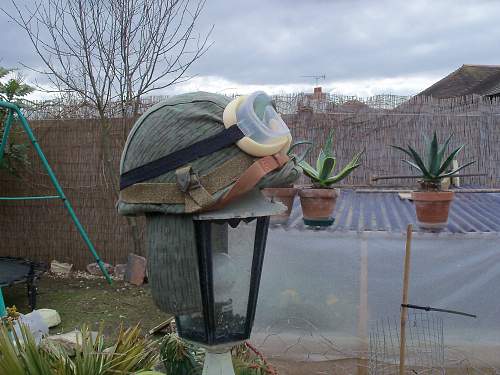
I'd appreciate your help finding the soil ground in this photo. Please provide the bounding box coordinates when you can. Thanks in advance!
[2,274,171,339]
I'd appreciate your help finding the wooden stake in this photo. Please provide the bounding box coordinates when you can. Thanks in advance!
[148,316,175,335]
[399,224,413,375]
[357,239,369,375]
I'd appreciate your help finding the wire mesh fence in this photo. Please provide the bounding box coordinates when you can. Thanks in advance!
[249,314,499,375]
[252,317,362,362]
[369,311,445,375]
[24,93,411,120]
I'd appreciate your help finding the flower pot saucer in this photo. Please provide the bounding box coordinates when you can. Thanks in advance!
[303,217,335,227]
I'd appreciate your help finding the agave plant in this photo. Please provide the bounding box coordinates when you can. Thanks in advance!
[298,130,363,188]
[391,132,475,189]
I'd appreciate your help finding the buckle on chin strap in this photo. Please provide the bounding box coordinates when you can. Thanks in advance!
[176,166,216,213]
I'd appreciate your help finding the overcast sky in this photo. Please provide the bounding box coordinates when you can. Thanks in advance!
[1,0,500,97]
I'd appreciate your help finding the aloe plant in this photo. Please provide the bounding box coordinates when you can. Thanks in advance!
[298,130,363,188]
[160,333,202,375]
[159,334,274,375]
[391,132,475,189]
[287,140,312,163]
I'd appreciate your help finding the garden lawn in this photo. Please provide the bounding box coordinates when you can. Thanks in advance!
[2,274,171,340]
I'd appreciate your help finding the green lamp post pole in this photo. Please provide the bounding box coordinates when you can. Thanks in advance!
[0,288,6,317]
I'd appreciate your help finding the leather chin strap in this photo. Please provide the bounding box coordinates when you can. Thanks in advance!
[205,152,289,211]
[119,152,289,213]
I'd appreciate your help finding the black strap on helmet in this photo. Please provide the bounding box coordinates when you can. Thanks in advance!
[120,125,245,190]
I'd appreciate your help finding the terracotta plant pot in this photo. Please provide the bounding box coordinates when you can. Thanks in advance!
[262,187,297,224]
[298,188,338,226]
[411,190,454,230]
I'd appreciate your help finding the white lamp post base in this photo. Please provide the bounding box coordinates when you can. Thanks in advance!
[202,350,235,375]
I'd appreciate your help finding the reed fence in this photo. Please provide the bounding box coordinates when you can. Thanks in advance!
[290,95,500,187]
[0,118,139,269]
[0,95,499,268]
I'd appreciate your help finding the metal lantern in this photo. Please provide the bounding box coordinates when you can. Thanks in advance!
[176,192,282,374]
[176,216,269,346]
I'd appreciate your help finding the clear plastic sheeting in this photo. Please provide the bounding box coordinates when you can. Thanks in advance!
[14,311,49,345]
[252,229,500,368]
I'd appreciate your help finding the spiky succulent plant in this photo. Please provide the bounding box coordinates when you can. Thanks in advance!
[0,323,158,375]
[159,334,273,375]
[298,130,363,188]
[391,132,475,189]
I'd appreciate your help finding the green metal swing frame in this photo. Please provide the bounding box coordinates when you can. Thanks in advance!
[0,101,112,317]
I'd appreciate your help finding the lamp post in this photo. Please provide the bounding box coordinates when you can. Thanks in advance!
[141,191,283,375]
[117,91,297,375]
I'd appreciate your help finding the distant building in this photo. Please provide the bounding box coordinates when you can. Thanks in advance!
[418,64,500,98]
[336,99,371,113]
[297,87,334,113]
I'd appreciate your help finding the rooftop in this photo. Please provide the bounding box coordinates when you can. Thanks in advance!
[418,64,500,98]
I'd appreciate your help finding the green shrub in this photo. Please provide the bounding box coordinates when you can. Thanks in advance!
[159,333,274,375]
[0,67,34,176]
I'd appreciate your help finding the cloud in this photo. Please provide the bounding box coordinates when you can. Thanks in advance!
[1,0,500,96]
[165,73,439,97]
[192,0,500,90]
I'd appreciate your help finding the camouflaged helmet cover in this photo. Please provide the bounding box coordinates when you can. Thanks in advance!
[118,91,299,216]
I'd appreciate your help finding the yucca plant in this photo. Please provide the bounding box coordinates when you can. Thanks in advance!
[0,322,62,375]
[72,324,158,374]
[298,130,363,188]
[0,322,158,375]
[391,132,475,190]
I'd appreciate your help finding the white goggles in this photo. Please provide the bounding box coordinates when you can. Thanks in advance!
[223,91,292,157]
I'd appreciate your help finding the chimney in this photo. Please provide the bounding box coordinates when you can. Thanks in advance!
[313,87,323,100]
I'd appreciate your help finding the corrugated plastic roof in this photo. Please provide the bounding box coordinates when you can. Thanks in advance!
[278,189,500,234]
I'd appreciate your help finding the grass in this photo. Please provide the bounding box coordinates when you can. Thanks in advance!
[2,274,171,340]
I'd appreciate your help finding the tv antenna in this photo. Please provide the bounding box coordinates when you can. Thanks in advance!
[301,74,326,86]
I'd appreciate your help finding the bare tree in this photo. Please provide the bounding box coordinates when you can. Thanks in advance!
[5,0,212,255]
[7,0,211,118]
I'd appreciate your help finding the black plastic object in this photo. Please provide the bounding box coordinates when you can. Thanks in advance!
[0,257,47,310]
[402,303,477,318]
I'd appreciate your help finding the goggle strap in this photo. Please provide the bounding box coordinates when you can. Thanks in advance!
[120,125,245,190]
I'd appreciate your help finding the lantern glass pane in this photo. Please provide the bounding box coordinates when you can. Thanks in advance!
[176,312,206,342]
[211,220,256,342]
